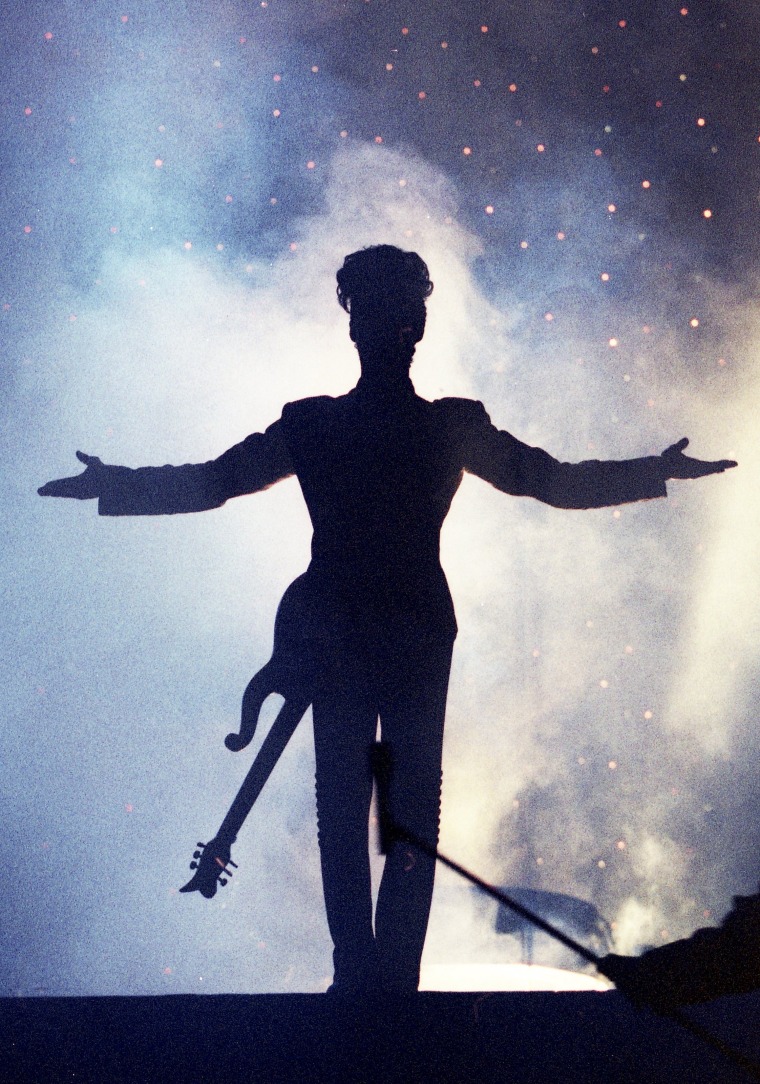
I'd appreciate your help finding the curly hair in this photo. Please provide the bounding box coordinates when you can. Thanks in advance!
[336,245,433,313]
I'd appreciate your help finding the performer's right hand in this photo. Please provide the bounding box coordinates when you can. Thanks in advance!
[38,451,104,499]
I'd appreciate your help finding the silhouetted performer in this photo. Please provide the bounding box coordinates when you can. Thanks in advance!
[39,244,736,995]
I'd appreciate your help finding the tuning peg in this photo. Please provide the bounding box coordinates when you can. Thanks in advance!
[189,860,198,870]
[193,850,202,860]
[196,842,205,849]
[219,878,228,886]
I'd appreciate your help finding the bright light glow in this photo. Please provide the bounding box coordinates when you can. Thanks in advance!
[420,964,611,992]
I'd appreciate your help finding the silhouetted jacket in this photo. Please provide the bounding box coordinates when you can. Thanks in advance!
[98,384,666,637]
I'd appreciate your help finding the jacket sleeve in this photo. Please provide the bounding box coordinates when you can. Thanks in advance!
[459,400,667,509]
[97,418,294,516]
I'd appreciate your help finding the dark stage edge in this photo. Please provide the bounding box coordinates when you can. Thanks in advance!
[3,990,759,1084]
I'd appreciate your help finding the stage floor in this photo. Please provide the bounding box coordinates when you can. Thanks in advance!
[3,989,758,1083]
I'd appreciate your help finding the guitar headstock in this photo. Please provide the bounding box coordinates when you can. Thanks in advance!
[179,838,238,899]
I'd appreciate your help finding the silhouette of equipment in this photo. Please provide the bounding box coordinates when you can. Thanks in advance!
[494,886,612,965]
[181,575,314,897]
[370,741,760,1083]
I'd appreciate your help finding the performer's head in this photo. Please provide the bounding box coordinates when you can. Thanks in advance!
[336,245,433,376]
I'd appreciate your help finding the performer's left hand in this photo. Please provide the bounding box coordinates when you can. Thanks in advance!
[660,438,737,479]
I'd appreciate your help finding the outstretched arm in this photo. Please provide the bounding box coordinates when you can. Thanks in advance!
[459,401,736,510]
[38,419,294,516]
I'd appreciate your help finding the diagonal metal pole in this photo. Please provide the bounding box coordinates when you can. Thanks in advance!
[370,742,760,1082]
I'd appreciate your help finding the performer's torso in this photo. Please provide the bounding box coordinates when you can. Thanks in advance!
[281,385,470,637]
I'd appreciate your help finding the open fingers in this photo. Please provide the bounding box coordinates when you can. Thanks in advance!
[38,475,85,497]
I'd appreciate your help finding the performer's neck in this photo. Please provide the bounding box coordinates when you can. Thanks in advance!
[355,367,415,399]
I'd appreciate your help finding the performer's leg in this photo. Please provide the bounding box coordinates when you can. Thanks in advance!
[375,637,453,992]
[313,686,379,992]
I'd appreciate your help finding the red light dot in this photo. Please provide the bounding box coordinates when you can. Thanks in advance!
[273,109,281,117]
[618,20,626,28]
[473,79,481,86]
[289,242,298,251]
[680,6,688,13]
[594,148,603,156]
[225,194,233,202]
[154,158,163,167]
[602,85,610,93]
[386,63,393,71]
[690,318,699,327]
[520,241,529,249]
[642,179,651,188]
[374,135,383,143]
[23,225,32,234]
[509,83,517,92]
[591,46,599,55]
[121,14,129,23]
[463,146,472,155]
[311,66,319,73]
[418,91,426,99]
[556,231,565,240]
[306,160,315,169]
[702,208,712,218]
[697,117,706,126]
[544,312,554,321]
[401,26,409,35]
[183,241,192,250]
[44,31,53,40]
[24,106,32,116]
[655,100,663,108]
[481,25,488,33]
[609,337,618,347]
[642,325,651,333]
[273,74,281,82]
[239,37,247,44]
[485,205,494,214]
[441,41,448,48]
[536,143,545,152]
[600,272,610,281]
[607,203,616,212]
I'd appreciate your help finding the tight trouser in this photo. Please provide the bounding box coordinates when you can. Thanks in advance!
[312,634,453,993]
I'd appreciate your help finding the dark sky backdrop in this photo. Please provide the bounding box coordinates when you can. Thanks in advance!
[2,0,758,995]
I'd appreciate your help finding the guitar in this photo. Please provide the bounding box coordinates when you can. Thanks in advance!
[180,696,309,897]
[180,575,314,898]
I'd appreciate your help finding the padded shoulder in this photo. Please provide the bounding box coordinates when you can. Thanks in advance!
[281,395,338,422]
[433,396,490,429]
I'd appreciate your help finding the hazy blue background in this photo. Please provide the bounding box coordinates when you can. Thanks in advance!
[2,0,758,994]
